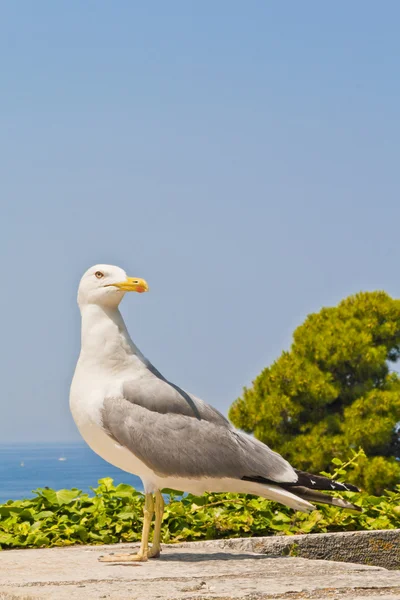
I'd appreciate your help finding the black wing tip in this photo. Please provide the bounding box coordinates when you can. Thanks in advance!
[332,498,363,512]
[242,471,361,494]
[294,470,360,493]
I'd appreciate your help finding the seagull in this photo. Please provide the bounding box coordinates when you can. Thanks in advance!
[70,264,360,563]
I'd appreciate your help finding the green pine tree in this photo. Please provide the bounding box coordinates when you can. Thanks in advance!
[229,291,400,495]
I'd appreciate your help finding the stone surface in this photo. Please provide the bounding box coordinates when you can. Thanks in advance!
[0,538,400,600]
[175,529,400,570]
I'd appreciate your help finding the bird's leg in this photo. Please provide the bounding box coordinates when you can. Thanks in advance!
[147,490,165,558]
[99,493,154,562]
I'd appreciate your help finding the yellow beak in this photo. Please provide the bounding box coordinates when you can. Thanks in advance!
[110,277,149,293]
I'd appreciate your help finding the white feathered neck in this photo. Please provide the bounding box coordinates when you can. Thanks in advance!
[78,304,144,373]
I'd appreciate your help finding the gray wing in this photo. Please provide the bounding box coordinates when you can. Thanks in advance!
[101,375,296,483]
[122,376,229,425]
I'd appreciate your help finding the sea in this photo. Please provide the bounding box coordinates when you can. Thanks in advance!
[0,443,143,505]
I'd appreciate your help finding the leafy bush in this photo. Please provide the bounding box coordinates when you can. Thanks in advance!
[1,451,399,550]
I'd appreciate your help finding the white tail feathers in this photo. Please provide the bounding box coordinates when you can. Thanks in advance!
[242,481,315,513]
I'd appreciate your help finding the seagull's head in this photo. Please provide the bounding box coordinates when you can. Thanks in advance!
[77,264,149,309]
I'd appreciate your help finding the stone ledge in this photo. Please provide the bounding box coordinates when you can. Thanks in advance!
[173,529,400,570]
[0,533,400,600]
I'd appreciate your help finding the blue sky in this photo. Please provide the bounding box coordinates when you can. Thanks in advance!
[1,2,400,442]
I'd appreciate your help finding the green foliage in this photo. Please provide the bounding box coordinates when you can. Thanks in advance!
[229,291,400,494]
[1,453,400,550]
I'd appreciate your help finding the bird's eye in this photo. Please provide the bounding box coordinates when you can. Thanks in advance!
[95,271,104,279]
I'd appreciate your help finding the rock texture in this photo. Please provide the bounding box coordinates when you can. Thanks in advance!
[0,534,400,600]
[175,529,400,569]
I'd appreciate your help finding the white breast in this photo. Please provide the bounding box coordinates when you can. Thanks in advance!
[69,363,159,492]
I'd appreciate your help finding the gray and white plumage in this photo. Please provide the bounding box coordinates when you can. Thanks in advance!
[70,264,360,515]
[102,376,297,482]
